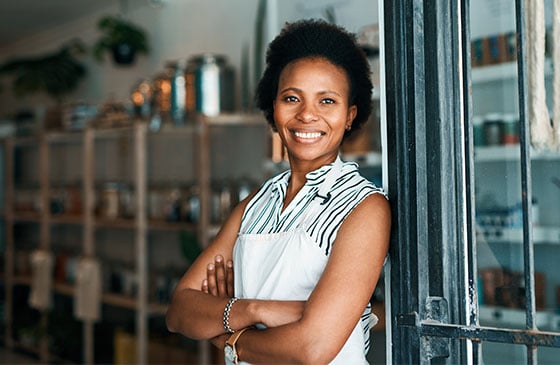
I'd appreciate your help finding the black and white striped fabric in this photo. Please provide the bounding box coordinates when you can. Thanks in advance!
[238,156,386,355]
[240,156,386,255]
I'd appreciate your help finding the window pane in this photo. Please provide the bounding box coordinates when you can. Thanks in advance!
[482,341,560,364]
[470,0,560,332]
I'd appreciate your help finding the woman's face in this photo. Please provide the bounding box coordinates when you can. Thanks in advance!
[273,57,357,168]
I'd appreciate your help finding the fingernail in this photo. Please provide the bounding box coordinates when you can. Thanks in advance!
[227,260,233,268]
[208,263,214,270]
[202,279,208,286]
[215,255,223,263]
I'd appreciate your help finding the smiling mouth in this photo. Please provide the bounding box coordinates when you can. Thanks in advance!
[293,131,325,139]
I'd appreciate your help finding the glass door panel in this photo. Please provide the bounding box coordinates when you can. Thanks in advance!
[470,2,560,362]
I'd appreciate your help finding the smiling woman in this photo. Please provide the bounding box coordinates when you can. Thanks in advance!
[272,57,357,174]
[166,19,391,365]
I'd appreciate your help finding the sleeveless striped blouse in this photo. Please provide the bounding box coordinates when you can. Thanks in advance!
[240,157,386,253]
[239,156,386,353]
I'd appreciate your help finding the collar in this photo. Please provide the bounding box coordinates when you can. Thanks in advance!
[271,155,344,193]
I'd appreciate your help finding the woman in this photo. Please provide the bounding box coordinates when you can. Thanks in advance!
[166,19,391,364]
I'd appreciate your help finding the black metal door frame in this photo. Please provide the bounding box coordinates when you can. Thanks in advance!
[383,0,560,363]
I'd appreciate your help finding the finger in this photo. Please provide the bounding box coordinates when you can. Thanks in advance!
[201,279,209,293]
[226,260,234,297]
[207,263,218,296]
[214,255,227,296]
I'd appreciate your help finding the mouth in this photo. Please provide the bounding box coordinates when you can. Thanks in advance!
[292,130,325,140]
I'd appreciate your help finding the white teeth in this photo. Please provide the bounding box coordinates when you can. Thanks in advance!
[294,131,322,139]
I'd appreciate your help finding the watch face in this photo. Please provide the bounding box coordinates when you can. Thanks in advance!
[224,344,237,363]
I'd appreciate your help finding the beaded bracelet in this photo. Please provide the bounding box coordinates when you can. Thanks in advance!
[223,297,239,334]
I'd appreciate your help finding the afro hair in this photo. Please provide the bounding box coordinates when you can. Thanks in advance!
[255,19,373,138]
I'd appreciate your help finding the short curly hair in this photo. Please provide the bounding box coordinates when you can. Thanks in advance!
[255,19,373,138]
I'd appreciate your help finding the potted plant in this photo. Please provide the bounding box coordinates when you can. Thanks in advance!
[93,15,150,65]
[0,40,88,130]
[0,39,87,101]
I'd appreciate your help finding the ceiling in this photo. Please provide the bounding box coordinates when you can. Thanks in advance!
[0,0,116,49]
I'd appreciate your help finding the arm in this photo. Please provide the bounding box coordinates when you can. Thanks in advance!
[166,193,306,340]
[166,197,254,339]
[226,193,391,364]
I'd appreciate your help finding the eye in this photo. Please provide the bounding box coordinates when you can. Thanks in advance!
[320,98,336,104]
[284,95,299,103]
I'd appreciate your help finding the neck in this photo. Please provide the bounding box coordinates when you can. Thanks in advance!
[283,154,338,210]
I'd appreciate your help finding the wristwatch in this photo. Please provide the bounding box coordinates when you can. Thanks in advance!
[224,327,251,364]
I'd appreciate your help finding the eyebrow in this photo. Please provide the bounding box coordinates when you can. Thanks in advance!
[278,87,342,97]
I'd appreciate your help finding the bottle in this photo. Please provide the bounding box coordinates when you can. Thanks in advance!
[531,197,539,226]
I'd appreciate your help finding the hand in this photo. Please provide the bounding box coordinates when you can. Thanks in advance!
[210,332,230,349]
[201,255,234,297]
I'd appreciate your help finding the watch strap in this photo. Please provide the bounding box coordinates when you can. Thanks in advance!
[226,326,251,347]
[225,326,252,364]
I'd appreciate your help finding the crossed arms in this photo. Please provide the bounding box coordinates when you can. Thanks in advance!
[166,192,391,364]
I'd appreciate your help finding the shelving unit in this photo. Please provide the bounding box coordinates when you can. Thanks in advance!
[1,113,270,364]
[471,59,553,84]
[474,144,560,335]
[474,144,560,163]
[479,305,556,331]
[480,226,560,245]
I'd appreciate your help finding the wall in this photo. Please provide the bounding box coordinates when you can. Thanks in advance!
[0,0,380,119]
[0,0,260,116]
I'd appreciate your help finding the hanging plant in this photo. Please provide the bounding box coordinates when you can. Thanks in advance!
[0,39,87,102]
[93,15,150,65]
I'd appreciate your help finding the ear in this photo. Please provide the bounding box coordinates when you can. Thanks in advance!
[346,105,357,130]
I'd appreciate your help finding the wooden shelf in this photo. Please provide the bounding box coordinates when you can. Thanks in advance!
[472,59,553,84]
[202,113,265,126]
[50,214,83,225]
[13,212,42,222]
[148,219,197,232]
[53,282,75,296]
[482,226,560,245]
[13,275,32,286]
[2,115,270,364]
[148,303,168,317]
[474,145,560,163]
[95,217,136,230]
[102,292,138,310]
[343,151,383,168]
[479,305,555,331]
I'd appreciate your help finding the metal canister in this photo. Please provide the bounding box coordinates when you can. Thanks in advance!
[152,63,173,118]
[185,54,235,117]
[130,78,153,119]
[169,59,189,126]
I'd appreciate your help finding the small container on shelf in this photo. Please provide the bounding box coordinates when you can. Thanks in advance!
[557,286,560,313]
[483,35,505,65]
[501,114,519,145]
[505,31,517,62]
[473,116,485,146]
[483,114,503,146]
[471,38,484,67]
[99,182,120,218]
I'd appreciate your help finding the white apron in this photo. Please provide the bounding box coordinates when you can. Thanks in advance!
[229,159,371,364]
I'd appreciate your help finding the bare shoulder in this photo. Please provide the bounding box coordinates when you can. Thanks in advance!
[336,192,391,251]
[348,192,391,225]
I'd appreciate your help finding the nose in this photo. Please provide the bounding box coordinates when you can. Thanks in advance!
[296,102,319,123]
